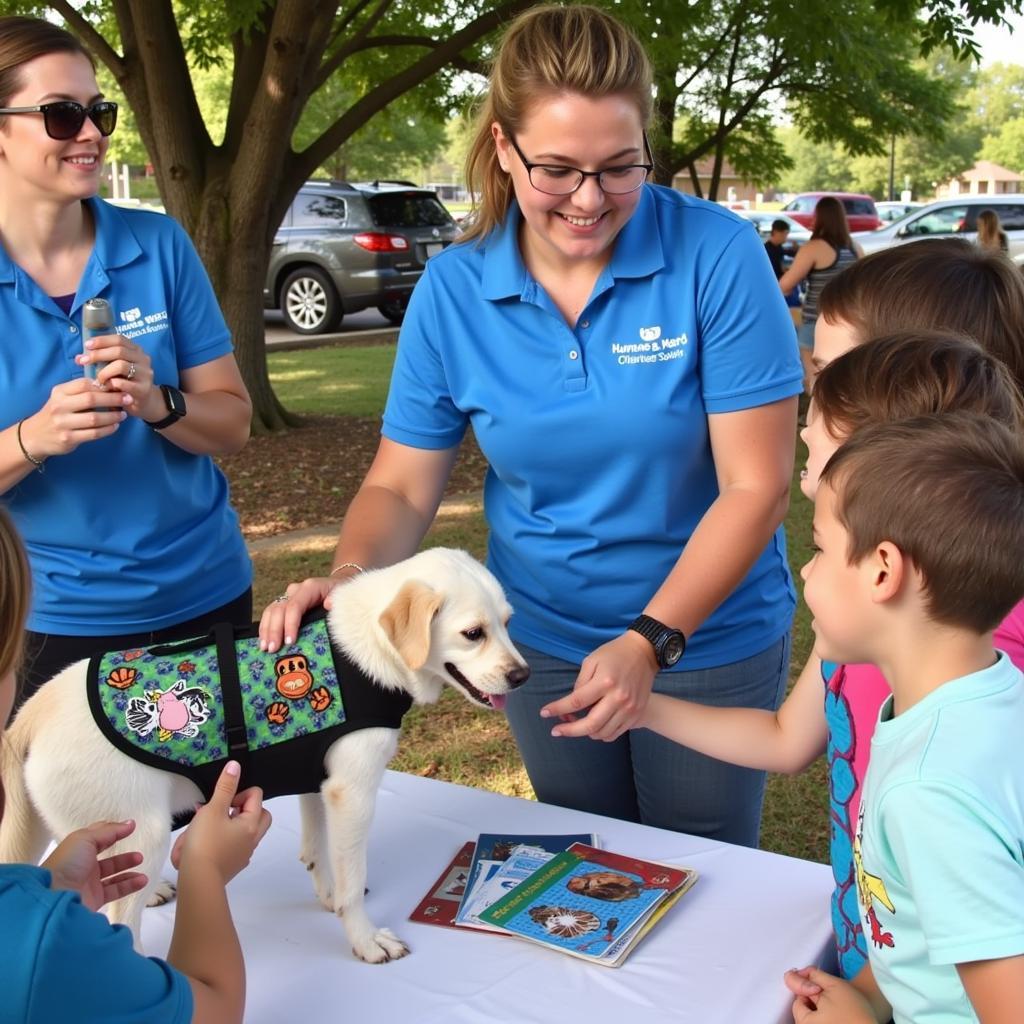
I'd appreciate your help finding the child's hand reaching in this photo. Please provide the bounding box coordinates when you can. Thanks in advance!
[42,819,148,912]
[784,967,880,1023]
[171,760,272,884]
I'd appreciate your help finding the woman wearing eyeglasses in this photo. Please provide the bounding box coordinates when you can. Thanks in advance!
[261,5,801,847]
[0,15,253,703]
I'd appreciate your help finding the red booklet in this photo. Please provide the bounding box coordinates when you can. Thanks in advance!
[408,841,478,930]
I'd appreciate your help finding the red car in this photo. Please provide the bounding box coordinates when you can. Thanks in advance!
[781,192,881,232]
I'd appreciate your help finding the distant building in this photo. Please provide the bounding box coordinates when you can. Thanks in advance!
[670,157,778,205]
[938,160,1023,198]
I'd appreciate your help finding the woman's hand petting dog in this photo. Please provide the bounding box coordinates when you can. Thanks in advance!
[171,760,273,885]
[43,819,149,912]
[258,576,337,653]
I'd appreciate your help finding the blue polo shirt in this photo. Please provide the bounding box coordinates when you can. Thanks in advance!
[1,198,251,635]
[0,865,193,1023]
[383,186,801,668]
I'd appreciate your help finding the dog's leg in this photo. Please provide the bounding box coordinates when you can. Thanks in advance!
[321,729,408,963]
[298,793,332,908]
[103,812,174,950]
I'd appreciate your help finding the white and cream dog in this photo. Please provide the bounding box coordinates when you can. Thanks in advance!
[0,548,529,963]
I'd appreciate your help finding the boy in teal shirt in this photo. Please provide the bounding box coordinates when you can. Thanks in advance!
[786,413,1024,1023]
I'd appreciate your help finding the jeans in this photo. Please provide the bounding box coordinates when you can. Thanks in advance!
[504,634,791,848]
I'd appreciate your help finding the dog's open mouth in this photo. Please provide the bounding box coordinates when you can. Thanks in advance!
[444,662,506,710]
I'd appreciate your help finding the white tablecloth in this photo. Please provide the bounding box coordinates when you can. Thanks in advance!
[141,771,834,1023]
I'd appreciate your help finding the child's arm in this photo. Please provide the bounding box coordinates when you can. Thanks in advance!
[166,761,272,1024]
[958,955,1024,1022]
[633,652,829,775]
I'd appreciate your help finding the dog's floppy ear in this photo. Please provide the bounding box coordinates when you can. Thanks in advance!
[378,580,443,670]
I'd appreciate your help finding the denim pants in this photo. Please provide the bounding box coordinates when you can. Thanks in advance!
[504,634,791,848]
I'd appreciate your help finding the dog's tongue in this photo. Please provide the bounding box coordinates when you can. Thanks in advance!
[488,693,507,711]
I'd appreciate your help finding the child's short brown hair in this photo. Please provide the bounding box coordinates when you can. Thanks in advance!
[820,413,1024,633]
[817,238,1024,395]
[812,330,1024,442]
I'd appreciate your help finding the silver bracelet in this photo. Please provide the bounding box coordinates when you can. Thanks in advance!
[329,561,365,578]
[17,419,45,473]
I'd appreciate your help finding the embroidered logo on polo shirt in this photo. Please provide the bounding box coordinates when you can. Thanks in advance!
[610,326,688,365]
[117,306,169,340]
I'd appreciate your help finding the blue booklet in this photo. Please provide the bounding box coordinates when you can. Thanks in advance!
[454,832,598,930]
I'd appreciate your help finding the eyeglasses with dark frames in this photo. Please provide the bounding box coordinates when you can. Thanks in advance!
[506,131,654,196]
[0,100,118,140]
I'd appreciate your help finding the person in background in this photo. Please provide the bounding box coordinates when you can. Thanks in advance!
[0,16,253,704]
[977,208,1009,254]
[778,196,863,390]
[764,218,803,334]
[260,3,801,848]
[0,505,272,1024]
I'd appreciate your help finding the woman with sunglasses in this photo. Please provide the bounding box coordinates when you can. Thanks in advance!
[0,16,253,703]
[261,5,801,847]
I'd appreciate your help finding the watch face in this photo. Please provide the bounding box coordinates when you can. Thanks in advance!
[661,634,685,666]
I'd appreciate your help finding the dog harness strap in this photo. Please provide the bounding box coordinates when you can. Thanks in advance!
[215,621,250,763]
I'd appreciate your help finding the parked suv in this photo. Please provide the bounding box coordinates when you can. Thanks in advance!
[853,194,1024,263]
[264,179,459,334]
[781,192,881,232]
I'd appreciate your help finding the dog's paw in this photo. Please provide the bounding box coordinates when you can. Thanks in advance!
[352,928,410,964]
[147,879,177,908]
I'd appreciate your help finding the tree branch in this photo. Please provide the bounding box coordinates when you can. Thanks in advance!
[315,0,394,90]
[49,0,124,74]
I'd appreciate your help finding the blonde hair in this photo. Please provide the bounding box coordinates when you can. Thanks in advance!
[461,4,652,243]
[0,506,30,680]
[977,209,1008,253]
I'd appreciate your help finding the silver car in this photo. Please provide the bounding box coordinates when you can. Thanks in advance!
[853,195,1024,264]
[264,179,460,334]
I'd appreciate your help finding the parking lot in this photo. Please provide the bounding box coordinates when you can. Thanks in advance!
[264,307,397,349]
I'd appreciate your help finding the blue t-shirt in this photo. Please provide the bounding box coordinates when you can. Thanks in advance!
[0,197,252,635]
[0,865,192,1023]
[383,185,802,668]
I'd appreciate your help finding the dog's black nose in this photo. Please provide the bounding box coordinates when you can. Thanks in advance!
[507,664,530,689]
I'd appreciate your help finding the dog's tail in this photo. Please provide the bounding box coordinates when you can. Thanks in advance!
[0,695,49,864]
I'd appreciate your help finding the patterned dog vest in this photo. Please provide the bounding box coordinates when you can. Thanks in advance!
[87,611,412,800]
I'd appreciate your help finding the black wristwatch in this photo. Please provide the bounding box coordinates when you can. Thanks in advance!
[145,384,187,429]
[628,614,686,669]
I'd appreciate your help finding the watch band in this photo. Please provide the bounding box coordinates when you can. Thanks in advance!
[145,384,186,430]
[628,614,686,668]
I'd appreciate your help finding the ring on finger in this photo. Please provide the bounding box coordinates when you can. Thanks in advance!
[274,594,288,603]
[126,361,137,380]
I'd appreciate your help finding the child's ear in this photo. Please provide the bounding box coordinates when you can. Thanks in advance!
[868,541,905,604]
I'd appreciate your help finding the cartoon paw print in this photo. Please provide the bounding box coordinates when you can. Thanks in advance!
[106,667,137,689]
[266,701,290,725]
[308,687,332,713]
[177,660,196,675]
[123,649,144,662]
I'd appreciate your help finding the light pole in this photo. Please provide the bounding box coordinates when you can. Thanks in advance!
[888,135,896,202]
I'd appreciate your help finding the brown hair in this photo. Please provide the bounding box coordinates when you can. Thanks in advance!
[461,4,652,243]
[811,196,854,251]
[0,15,93,120]
[977,209,1008,253]
[0,505,30,682]
[817,238,1024,395]
[821,413,1024,632]
[812,330,1024,442]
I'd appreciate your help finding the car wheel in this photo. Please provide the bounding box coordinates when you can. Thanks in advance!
[377,300,407,326]
[281,267,342,334]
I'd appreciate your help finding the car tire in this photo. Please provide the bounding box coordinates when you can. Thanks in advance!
[377,300,406,326]
[281,267,342,335]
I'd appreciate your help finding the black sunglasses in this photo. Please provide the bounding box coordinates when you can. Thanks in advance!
[0,100,118,140]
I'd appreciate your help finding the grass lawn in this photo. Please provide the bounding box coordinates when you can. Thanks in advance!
[258,345,828,862]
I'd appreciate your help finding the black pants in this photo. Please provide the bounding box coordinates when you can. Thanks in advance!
[17,587,253,712]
